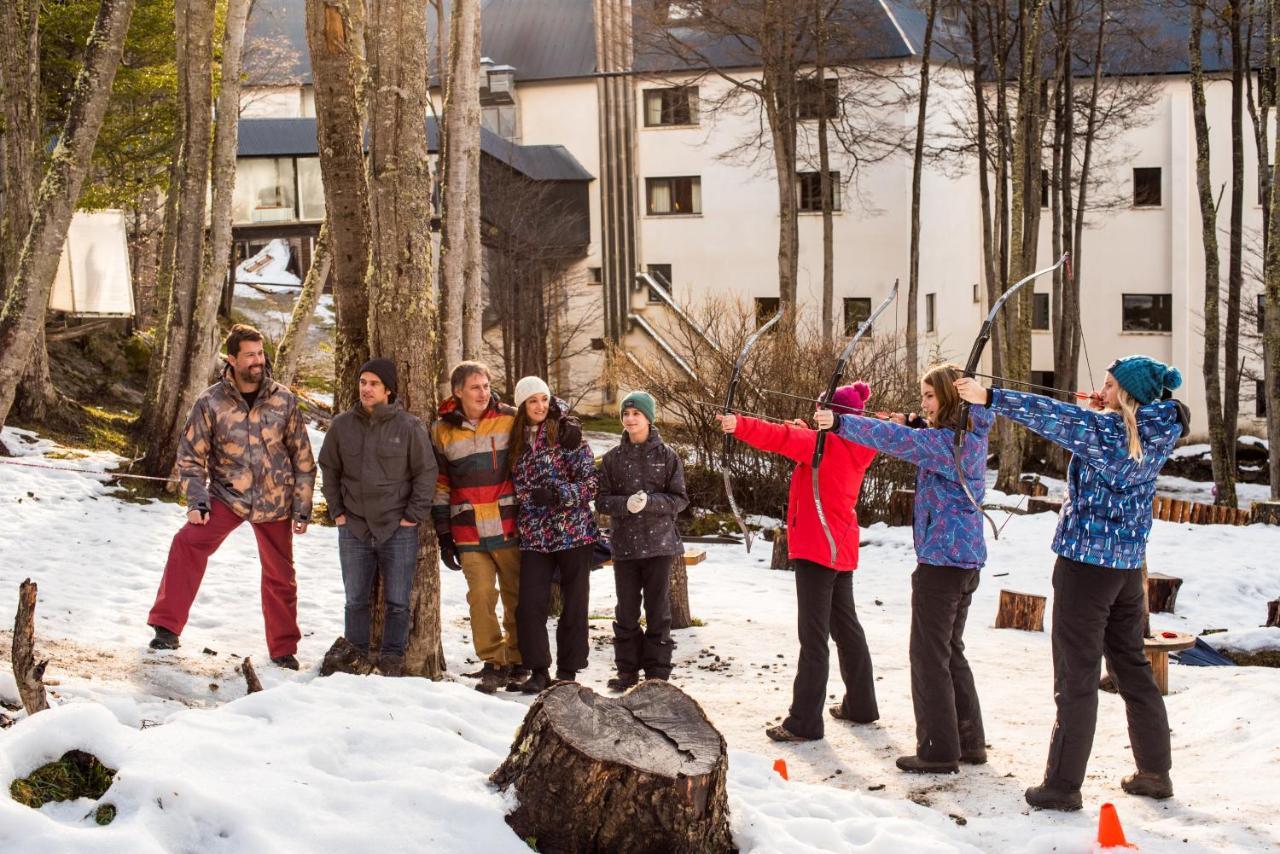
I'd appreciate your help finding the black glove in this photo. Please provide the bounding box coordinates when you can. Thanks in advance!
[437,533,462,571]
[557,416,583,451]
[528,486,559,507]
[906,414,928,429]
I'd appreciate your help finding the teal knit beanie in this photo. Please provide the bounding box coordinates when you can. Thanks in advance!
[1108,355,1183,405]
[620,390,657,425]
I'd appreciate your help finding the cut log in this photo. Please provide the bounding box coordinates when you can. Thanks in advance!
[490,681,733,854]
[1267,599,1279,628]
[1027,497,1063,515]
[240,657,263,693]
[1252,500,1280,526]
[1017,475,1048,497]
[889,489,915,527]
[1146,573,1183,614]
[770,527,789,570]
[12,579,49,715]
[670,554,692,630]
[994,589,1046,632]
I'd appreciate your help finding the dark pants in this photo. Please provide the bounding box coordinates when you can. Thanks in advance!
[1043,556,1171,791]
[149,498,300,658]
[517,544,593,673]
[338,524,419,657]
[613,556,674,678]
[783,559,879,739]
[910,563,985,762]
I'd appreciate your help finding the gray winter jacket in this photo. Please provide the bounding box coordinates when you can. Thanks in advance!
[318,402,437,544]
[596,427,689,560]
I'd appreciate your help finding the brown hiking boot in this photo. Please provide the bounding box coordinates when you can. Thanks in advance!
[766,724,819,742]
[1121,770,1173,800]
[149,625,180,650]
[377,655,405,677]
[474,663,508,694]
[896,755,959,774]
[1025,784,1083,811]
[828,704,877,724]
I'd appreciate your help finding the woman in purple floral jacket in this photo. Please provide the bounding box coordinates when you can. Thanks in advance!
[506,376,599,693]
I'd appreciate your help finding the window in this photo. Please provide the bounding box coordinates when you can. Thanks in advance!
[664,0,701,21]
[644,87,699,127]
[646,264,672,303]
[587,266,603,286]
[925,293,936,333]
[843,297,871,336]
[590,337,607,351]
[1041,168,1050,209]
[1258,380,1268,418]
[482,104,519,142]
[1122,293,1173,332]
[796,77,839,120]
[297,158,325,221]
[973,283,980,303]
[797,172,842,213]
[1133,167,1162,207]
[1032,292,1050,330]
[233,157,298,224]
[646,176,701,215]
[754,297,781,329]
[1031,370,1057,392]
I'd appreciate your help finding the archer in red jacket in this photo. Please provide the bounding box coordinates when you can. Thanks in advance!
[716,381,879,742]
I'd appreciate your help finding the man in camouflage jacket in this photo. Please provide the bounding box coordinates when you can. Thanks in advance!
[147,325,316,669]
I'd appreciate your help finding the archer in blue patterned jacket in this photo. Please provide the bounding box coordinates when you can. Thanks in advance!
[816,363,993,776]
[957,355,1191,812]
[505,378,598,694]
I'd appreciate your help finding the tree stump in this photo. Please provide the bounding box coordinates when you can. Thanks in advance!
[490,681,733,854]
[1146,573,1183,614]
[1252,500,1280,526]
[1027,497,1063,515]
[770,527,789,570]
[994,589,1046,632]
[1266,599,1279,628]
[12,579,49,715]
[668,550,704,630]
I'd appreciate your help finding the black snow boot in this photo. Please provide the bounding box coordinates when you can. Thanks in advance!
[554,669,577,683]
[896,755,959,774]
[149,625,180,650]
[518,668,551,694]
[1121,770,1173,800]
[1025,784,1083,812]
[606,671,639,692]
[475,663,508,694]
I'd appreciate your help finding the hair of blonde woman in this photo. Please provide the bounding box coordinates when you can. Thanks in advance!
[921,363,965,430]
[1115,385,1145,462]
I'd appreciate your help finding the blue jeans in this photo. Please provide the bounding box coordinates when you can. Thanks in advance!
[338,524,418,656]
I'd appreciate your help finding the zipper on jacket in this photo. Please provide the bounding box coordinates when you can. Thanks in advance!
[491,436,497,470]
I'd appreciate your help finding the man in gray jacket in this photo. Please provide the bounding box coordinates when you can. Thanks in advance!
[318,359,436,676]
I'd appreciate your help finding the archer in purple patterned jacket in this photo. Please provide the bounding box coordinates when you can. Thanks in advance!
[507,379,599,692]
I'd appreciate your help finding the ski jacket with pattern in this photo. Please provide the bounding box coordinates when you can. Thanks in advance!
[988,389,1188,569]
[431,393,518,552]
[511,397,600,554]
[832,406,994,570]
[596,427,688,560]
[177,370,315,524]
[731,416,875,571]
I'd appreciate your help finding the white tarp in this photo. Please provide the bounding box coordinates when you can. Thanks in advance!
[47,209,135,317]
[235,238,301,286]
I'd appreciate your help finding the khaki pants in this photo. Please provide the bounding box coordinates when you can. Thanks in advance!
[460,546,522,666]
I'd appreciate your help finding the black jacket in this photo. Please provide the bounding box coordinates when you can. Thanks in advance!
[596,427,688,560]
[318,402,437,544]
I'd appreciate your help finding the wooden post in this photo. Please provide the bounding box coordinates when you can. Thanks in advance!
[1266,599,1279,628]
[12,579,49,715]
[994,589,1046,632]
[1142,632,1195,695]
[1146,573,1183,614]
[770,527,789,570]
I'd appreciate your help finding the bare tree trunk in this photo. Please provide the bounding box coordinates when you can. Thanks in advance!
[968,4,999,367]
[141,152,184,426]
[365,0,444,679]
[1221,0,1246,506]
[1191,0,1233,505]
[276,222,331,388]
[0,0,137,432]
[814,0,835,346]
[441,0,484,362]
[907,0,938,371]
[305,0,370,413]
[171,0,254,443]
[140,0,215,477]
[1267,0,1280,498]
[759,5,801,329]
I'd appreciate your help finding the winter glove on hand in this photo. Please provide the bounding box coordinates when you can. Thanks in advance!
[906,414,928,429]
[528,486,559,507]
[437,533,462,571]
[626,491,649,514]
[1173,400,1192,438]
[557,416,583,451]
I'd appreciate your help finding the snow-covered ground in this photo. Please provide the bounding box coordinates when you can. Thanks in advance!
[2,425,1280,853]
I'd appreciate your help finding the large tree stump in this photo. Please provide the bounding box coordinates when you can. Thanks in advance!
[12,579,49,715]
[668,551,703,630]
[1252,500,1280,526]
[994,589,1046,632]
[1146,573,1183,614]
[490,681,733,854]
[770,527,789,570]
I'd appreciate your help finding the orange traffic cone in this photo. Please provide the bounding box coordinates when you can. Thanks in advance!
[772,759,789,781]
[1097,802,1136,849]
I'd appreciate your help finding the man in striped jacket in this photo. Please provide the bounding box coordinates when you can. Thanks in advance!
[432,362,523,693]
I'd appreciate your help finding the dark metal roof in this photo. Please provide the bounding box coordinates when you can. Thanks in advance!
[237,116,593,182]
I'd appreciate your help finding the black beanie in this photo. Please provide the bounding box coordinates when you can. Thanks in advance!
[359,358,398,399]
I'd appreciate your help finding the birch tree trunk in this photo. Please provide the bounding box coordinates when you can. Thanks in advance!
[365,0,445,678]
[305,0,370,412]
[276,222,331,388]
[906,0,938,372]
[0,0,137,433]
[441,0,484,363]
[141,0,215,477]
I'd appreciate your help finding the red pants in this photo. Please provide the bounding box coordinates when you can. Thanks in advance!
[148,499,301,658]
